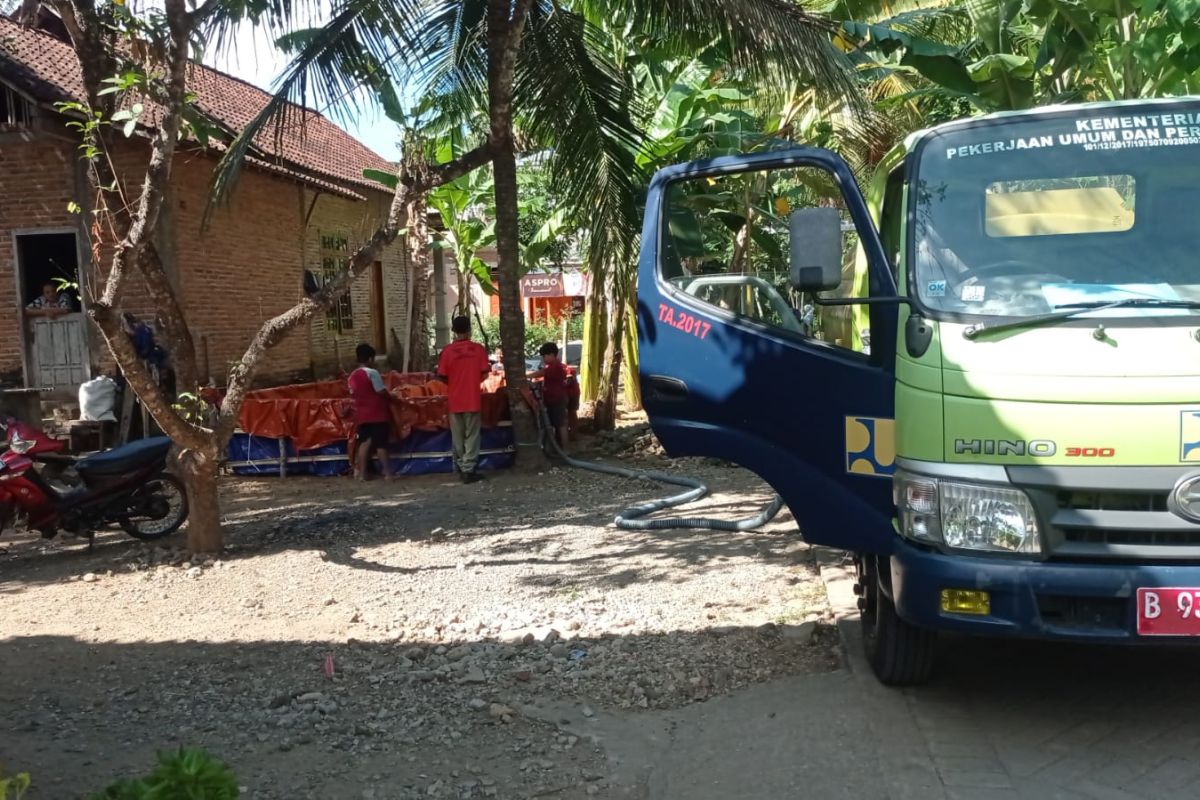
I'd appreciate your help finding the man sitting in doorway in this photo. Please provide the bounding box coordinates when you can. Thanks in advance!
[25,283,72,318]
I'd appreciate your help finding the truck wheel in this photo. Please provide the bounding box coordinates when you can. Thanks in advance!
[858,555,936,686]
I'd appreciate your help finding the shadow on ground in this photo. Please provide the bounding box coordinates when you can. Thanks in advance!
[0,462,794,594]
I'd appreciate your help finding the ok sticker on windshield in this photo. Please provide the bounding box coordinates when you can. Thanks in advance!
[961,285,986,303]
[926,280,947,297]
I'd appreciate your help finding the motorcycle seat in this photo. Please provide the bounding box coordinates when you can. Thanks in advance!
[75,437,172,476]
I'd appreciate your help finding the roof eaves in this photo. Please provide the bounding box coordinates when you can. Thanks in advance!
[0,52,73,104]
[245,156,368,200]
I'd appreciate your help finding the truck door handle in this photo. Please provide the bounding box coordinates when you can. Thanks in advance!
[647,375,688,401]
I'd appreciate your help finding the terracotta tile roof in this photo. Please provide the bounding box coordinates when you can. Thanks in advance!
[0,15,396,195]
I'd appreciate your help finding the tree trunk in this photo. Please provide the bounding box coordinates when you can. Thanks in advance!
[620,278,642,410]
[456,262,471,316]
[593,275,624,431]
[178,446,222,553]
[579,269,607,403]
[406,192,433,372]
[488,0,542,469]
[432,232,450,348]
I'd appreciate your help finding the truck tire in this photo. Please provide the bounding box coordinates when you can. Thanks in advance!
[859,555,936,686]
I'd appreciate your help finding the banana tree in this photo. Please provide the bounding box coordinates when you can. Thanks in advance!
[1027,0,1200,100]
[848,0,1200,112]
[429,169,496,312]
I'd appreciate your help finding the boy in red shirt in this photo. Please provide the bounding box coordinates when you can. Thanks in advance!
[437,316,491,483]
[348,343,393,481]
[529,342,569,452]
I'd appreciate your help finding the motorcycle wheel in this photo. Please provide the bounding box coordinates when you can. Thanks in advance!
[120,473,189,540]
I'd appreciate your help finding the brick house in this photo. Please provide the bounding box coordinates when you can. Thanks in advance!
[0,13,411,394]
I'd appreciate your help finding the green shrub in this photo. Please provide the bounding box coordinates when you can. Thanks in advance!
[473,315,584,356]
[92,749,238,800]
[0,768,31,800]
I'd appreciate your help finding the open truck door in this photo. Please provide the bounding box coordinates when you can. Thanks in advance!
[637,149,902,553]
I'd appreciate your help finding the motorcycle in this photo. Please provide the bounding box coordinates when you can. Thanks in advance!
[0,417,189,545]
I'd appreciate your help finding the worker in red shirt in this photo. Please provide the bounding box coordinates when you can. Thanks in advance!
[348,343,393,481]
[529,341,569,452]
[436,316,491,483]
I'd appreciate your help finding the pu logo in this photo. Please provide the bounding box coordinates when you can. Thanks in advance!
[845,416,896,477]
[1182,411,1200,463]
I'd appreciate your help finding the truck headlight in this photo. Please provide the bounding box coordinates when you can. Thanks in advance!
[895,473,1041,555]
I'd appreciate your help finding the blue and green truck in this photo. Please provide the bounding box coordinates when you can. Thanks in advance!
[637,98,1200,684]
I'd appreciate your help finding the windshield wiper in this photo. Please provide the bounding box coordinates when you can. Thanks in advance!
[963,298,1200,340]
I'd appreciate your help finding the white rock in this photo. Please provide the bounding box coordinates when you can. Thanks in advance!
[488,703,515,721]
[781,621,817,644]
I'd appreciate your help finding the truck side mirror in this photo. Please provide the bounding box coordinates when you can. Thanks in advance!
[789,207,842,292]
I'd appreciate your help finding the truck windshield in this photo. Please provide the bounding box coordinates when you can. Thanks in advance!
[912,103,1200,319]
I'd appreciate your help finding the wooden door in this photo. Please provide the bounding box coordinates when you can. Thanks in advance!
[370,261,386,353]
[29,313,88,389]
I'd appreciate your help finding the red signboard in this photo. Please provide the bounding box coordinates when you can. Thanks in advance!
[520,274,564,297]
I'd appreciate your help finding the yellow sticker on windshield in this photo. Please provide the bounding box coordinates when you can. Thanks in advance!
[846,417,895,477]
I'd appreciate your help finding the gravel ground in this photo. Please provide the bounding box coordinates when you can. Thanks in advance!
[0,427,839,799]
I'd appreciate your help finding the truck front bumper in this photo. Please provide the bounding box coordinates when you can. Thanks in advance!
[892,539,1200,641]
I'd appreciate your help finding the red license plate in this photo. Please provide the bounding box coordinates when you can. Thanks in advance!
[1137,588,1200,636]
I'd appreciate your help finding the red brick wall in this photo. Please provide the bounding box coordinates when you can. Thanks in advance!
[170,153,408,385]
[0,135,84,384]
[169,151,311,385]
[1,130,408,389]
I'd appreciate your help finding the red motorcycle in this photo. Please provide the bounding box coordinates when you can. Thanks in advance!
[0,417,188,544]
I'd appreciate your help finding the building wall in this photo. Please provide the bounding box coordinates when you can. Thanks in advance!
[0,127,409,390]
[0,132,86,385]
[168,151,311,385]
[303,191,409,377]
[170,153,409,384]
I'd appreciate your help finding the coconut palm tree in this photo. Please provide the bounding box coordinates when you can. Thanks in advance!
[207,0,860,463]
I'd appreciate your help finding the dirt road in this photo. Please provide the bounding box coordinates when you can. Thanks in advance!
[0,447,838,799]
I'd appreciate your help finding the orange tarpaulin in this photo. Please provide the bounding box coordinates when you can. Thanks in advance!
[238,371,510,451]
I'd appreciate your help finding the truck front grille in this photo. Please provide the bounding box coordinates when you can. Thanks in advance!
[1062,528,1200,547]
[1056,490,1167,513]
[1005,466,1200,561]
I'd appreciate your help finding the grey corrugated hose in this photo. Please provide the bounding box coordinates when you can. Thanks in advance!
[533,400,784,531]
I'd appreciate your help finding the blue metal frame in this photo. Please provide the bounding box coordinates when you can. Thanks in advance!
[637,148,901,553]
